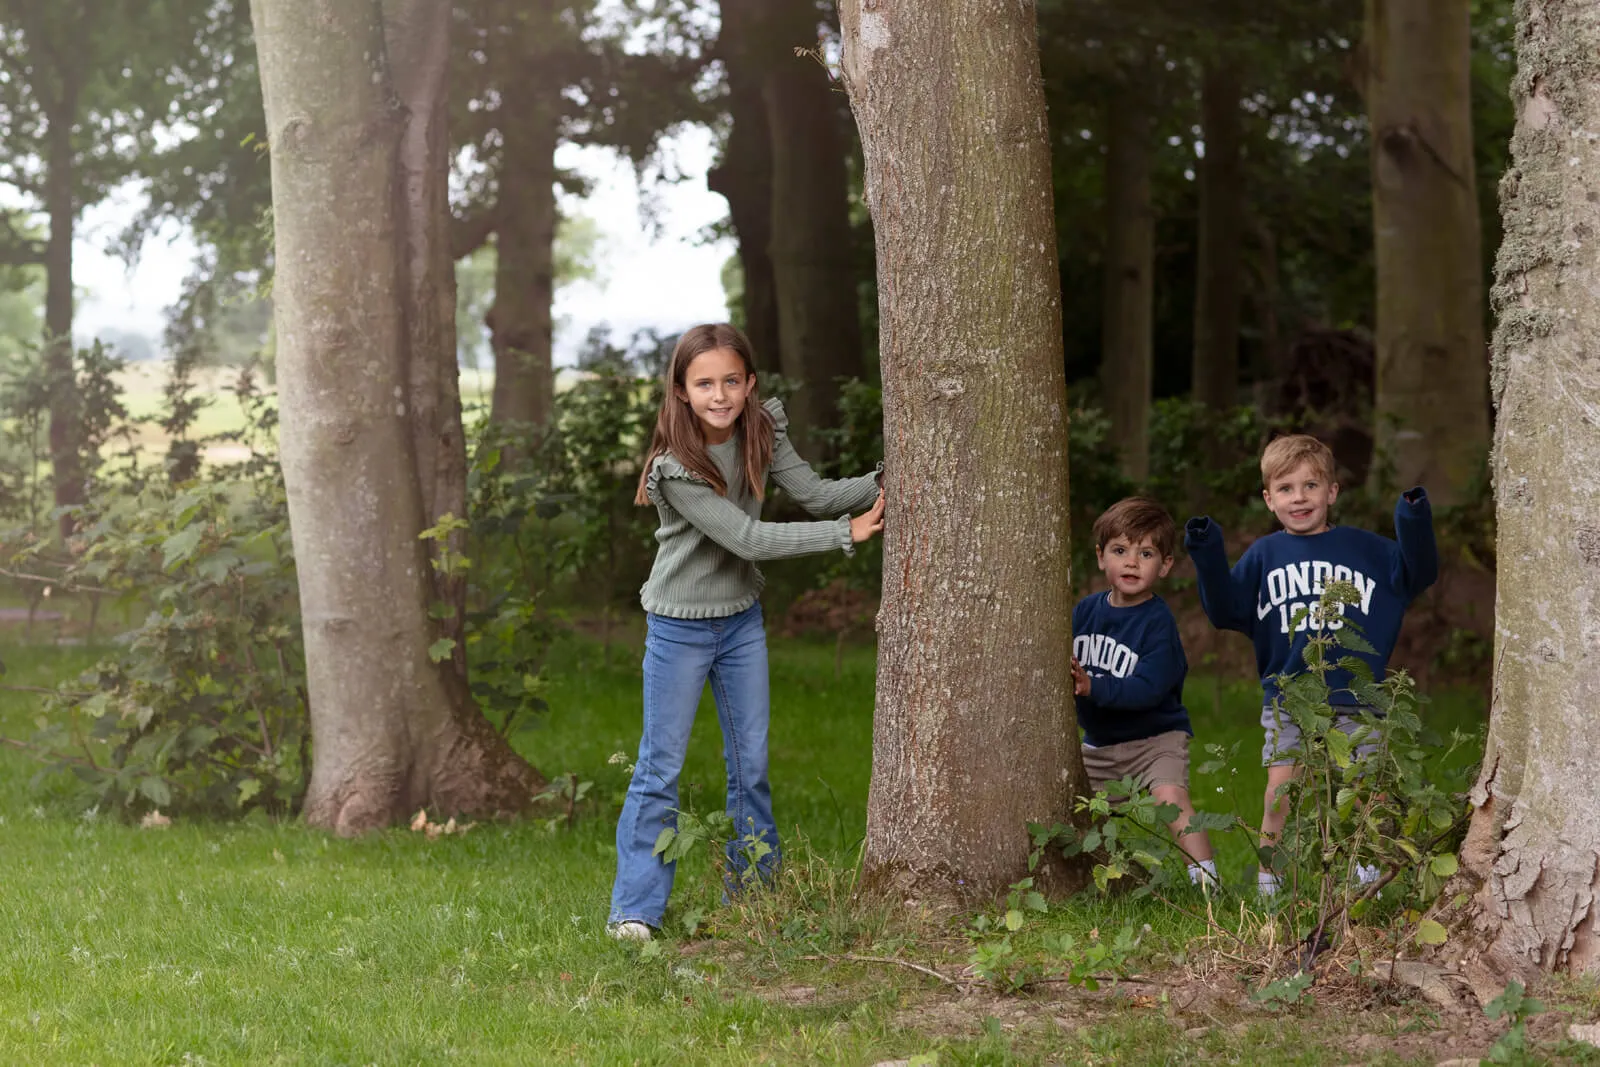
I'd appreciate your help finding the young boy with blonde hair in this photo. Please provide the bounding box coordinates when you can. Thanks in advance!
[1183,435,1436,896]
[1072,497,1216,888]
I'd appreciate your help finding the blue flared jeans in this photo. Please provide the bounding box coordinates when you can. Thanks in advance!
[608,603,779,929]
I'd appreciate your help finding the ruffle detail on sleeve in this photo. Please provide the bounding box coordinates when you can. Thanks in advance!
[762,396,788,441]
[643,452,705,507]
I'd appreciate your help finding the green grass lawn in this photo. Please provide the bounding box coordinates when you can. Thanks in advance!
[0,629,1499,1065]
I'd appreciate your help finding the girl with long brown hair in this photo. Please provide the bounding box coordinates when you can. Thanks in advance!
[608,323,884,940]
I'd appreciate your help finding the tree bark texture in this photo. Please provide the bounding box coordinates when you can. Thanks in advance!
[253,0,543,835]
[763,0,864,449]
[1192,63,1244,411]
[45,81,82,532]
[710,0,781,372]
[1435,0,1600,987]
[841,0,1085,901]
[1366,0,1488,505]
[386,0,471,672]
[487,3,559,434]
[1100,91,1154,482]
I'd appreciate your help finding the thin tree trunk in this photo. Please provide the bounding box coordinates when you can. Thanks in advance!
[764,0,864,449]
[45,89,81,534]
[253,0,543,836]
[710,0,781,372]
[1193,63,1244,411]
[488,7,558,435]
[1436,1,1600,990]
[841,0,1086,901]
[1366,0,1487,504]
[1101,90,1154,482]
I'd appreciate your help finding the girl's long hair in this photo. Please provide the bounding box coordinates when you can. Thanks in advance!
[634,323,775,506]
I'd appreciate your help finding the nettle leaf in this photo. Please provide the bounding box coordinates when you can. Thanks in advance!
[161,526,205,570]
[1336,628,1377,655]
[1325,727,1353,769]
[1185,811,1234,833]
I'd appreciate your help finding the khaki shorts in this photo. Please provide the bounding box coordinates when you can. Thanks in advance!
[1081,730,1191,796]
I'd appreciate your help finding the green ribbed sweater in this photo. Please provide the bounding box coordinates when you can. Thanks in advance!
[639,398,881,620]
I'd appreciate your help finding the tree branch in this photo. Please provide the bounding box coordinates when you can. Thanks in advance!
[451,203,499,260]
[0,211,46,265]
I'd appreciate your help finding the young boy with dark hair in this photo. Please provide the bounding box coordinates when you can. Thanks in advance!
[1072,497,1216,888]
[1184,434,1437,896]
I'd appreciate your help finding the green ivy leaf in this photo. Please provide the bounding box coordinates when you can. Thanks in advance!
[1430,854,1459,877]
[427,638,456,663]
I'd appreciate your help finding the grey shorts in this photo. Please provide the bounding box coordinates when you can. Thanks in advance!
[1262,704,1381,767]
[1082,730,1191,796]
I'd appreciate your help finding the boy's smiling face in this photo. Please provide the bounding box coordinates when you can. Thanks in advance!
[1096,535,1173,606]
[1263,460,1338,535]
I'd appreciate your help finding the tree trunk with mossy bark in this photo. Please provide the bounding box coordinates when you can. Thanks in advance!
[253,0,544,835]
[1366,0,1488,505]
[1101,89,1154,482]
[1435,0,1600,991]
[1193,63,1243,412]
[710,0,782,372]
[840,0,1086,903]
[763,0,864,451]
[487,3,559,436]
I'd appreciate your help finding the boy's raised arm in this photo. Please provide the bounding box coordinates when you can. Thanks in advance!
[1184,517,1255,634]
[1392,487,1439,600]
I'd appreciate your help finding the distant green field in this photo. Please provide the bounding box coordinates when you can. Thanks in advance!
[108,361,498,465]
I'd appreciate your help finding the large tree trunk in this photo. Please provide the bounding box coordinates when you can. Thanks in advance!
[763,0,864,450]
[1192,63,1244,411]
[1439,1,1600,989]
[1101,90,1154,482]
[387,0,472,677]
[1366,0,1487,505]
[487,6,558,434]
[253,0,543,836]
[841,0,1086,901]
[44,88,81,534]
[709,0,781,372]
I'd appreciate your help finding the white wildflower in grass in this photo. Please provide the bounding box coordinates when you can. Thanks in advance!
[607,751,628,765]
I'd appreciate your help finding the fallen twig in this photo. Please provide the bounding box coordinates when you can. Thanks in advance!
[801,953,962,987]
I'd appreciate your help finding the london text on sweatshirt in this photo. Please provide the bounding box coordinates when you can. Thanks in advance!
[1072,591,1192,747]
[1183,490,1437,707]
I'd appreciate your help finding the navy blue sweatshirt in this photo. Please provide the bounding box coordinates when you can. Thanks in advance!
[1184,489,1437,707]
[1072,591,1192,747]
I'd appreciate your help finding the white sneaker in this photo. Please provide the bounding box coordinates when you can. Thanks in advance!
[607,921,653,942]
[1258,872,1280,898]
[1355,863,1380,886]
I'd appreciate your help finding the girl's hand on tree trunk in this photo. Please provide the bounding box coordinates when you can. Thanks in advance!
[851,491,885,543]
